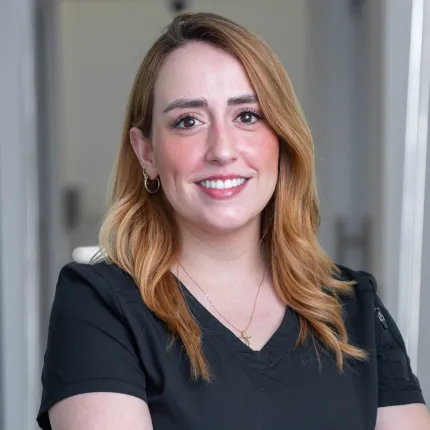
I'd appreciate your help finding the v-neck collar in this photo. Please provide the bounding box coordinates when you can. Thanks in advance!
[175,277,300,370]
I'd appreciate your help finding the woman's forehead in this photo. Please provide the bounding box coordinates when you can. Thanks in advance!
[153,43,254,108]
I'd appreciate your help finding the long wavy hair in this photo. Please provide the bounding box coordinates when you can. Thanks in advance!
[98,11,367,381]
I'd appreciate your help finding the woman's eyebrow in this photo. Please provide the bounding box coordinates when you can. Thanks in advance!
[163,94,258,113]
[163,98,208,113]
[227,94,257,105]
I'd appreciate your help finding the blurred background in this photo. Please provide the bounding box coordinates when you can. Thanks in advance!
[1,0,429,428]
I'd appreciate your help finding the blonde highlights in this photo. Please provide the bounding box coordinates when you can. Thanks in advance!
[98,12,366,381]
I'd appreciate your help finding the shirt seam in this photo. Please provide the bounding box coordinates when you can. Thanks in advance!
[379,387,422,393]
[45,376,147,393]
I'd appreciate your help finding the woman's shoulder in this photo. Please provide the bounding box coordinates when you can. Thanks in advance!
[334,263,377,298]
[332,264,383,344]
[332,264,379,330]
[55,260,140,306]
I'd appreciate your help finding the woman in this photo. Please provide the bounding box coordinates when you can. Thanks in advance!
[37,12,429,430]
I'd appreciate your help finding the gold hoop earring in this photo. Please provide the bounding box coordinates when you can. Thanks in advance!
[143,169,161,194]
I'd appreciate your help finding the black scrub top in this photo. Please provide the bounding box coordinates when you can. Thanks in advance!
[37,262,425,430]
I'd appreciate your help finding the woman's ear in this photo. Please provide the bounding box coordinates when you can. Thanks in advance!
[129,127,159,178]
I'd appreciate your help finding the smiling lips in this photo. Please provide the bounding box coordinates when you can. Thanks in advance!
[199,177,246,190]
[196,176,249,199]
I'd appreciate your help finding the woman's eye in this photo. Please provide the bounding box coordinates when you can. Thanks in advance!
[236,111,261,124]
[172,111,261,129]
[173,116,202,129]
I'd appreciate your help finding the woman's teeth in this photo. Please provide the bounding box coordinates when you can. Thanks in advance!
[199,178,247,190]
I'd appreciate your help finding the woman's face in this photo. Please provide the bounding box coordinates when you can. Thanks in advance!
[131,42,279,234]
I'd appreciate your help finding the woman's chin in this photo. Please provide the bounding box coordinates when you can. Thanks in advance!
[193,214,259,235]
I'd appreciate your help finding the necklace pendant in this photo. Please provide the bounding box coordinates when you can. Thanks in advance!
[240,331,251,347]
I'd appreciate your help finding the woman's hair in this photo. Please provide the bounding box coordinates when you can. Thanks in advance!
[98,11,367,381]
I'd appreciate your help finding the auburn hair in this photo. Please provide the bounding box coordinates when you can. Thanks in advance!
[98,11,367,381]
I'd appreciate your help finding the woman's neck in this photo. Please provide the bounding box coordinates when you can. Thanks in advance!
[175,218,266,293]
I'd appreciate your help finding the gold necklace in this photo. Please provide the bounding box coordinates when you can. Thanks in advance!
[178,261,265,347]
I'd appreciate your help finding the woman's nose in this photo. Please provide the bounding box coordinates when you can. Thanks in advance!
[204,122,238,165]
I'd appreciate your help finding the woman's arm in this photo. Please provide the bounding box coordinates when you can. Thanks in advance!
[49,392,154,430]
[376,404,430,430]
[37,264,150,428]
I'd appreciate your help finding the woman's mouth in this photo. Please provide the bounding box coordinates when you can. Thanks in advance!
[196,177,249,200]
[198,177,247,190]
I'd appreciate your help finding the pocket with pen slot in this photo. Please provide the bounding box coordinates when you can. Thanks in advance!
[374,304,421,395]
